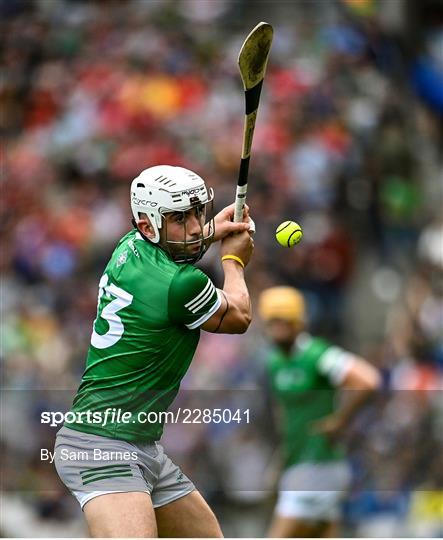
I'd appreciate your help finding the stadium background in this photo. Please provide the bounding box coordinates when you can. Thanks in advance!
[1,0,442,537]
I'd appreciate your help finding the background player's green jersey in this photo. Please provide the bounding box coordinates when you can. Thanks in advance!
[65,230,220,442]
[266,333,354,469]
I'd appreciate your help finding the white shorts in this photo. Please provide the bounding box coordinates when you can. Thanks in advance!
[275,461,351,521]
[54,426,195,510]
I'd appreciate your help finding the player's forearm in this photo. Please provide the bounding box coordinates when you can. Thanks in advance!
[336,387,376,425]
[338,358,380,424]
[221,259,251,329]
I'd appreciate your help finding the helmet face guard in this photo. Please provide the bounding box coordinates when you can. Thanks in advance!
[161,192,215,264]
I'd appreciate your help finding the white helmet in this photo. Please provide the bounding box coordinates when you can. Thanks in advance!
[130,165,215,262]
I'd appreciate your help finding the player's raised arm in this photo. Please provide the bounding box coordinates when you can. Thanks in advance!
[201,228,254,334]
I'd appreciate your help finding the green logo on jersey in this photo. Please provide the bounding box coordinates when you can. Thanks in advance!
[276,369,306,390]
[116,250,128,267]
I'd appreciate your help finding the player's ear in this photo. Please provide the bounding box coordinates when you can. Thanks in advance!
[137,215,156,239]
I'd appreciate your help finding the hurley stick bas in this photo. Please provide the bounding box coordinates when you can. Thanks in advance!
[234,22,274,224]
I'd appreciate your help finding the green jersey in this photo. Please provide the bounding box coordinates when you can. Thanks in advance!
[65,230,220,442]
[266,333,354,469]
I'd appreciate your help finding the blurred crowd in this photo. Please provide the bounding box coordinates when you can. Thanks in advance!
[2,0,442,537]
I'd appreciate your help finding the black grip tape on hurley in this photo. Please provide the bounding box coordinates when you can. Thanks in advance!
[245,80,263,115]
[238,156,250,186]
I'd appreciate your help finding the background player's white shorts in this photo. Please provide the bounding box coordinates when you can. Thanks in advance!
[54,426,195,510]
[275,461,351,521]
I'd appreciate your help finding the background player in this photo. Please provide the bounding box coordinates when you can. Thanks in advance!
[54,165,253,537]
[258,286,381,538]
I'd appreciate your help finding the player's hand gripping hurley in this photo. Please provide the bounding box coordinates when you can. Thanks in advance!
[234,22,273,224]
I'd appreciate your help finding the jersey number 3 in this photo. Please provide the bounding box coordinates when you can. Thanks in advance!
[91,274,133,349]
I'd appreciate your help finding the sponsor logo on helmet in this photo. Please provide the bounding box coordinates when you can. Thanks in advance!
[180,187,204,196]
[132,196,157,207]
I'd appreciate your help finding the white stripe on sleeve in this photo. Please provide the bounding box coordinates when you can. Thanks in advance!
[185,290,222,330]
[188,283,215,313]
[184,279,212,310]
[318,347,355,386]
